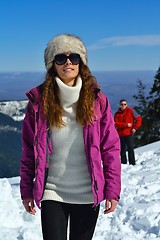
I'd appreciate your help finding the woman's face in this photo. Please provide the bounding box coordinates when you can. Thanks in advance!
[54,53,80,86]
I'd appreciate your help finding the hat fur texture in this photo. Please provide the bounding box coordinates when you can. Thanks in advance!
[44,34,87,70]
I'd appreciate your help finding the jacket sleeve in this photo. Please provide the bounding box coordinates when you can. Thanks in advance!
[100,95,121,201]
[133,115,142,130]
[20,102,36,200]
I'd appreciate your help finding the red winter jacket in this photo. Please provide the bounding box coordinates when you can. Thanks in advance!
[114,107,142,136]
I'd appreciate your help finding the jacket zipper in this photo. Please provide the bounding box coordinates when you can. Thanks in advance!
[34,105,39,195]
[90,158,99,207]
[41,126,50,197]
[88,126,99,207]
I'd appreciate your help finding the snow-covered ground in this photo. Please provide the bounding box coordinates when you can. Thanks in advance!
[0,100,28,121]
[0,141,160,240]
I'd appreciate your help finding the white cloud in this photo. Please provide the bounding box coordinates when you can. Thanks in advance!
[88,35,160,50]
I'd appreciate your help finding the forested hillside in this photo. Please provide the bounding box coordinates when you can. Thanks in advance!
[0,113,22,177]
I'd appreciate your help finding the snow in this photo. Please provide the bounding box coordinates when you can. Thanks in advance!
[0,141,160,240]
[0,100,28,121]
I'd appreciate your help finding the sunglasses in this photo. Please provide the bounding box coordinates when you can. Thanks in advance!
[121,103,127,106]
[54,53,81,65]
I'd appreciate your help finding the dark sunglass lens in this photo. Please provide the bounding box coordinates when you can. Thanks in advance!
[55,53,81,65]
[69,54,81,65]
[55,54,67,65]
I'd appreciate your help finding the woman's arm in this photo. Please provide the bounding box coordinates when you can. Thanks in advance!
[20,102,36,202]
[100,95,121,203]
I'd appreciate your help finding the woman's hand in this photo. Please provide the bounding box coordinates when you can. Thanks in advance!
[22,198,36,215]
[104,199,118,214]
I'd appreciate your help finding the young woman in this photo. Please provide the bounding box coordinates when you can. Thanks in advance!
[20,34,121,240]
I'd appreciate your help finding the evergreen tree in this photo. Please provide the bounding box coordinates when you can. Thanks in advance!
[150,66,160,120]
[133,67,160,146]
[149,67,160,140]
[133,79,151,146]
[133,79,149,116]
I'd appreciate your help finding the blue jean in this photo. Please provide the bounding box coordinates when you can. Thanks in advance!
[41,200,100,240]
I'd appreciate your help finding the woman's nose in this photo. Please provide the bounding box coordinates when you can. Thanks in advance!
[65,58,72,65]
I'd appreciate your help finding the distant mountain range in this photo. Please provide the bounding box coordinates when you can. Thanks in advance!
[0,70,155,177]
[0,72,44,101]
[0,70,154,107]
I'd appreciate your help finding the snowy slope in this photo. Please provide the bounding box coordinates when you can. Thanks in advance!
[0,141,160,239]
[0,100,28,121]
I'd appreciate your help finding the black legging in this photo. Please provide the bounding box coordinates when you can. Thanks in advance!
[41,200,100,240]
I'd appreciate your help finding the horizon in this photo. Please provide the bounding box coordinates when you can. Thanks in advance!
[0,69,156,73]
[0,70,155,112]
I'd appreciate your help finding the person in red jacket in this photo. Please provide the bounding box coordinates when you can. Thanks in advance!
[114,99,142,165]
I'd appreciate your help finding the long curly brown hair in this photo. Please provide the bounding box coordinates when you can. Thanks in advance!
[41,61,99,128]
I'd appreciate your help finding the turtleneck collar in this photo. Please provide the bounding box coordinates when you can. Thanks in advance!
[55,76,82,104]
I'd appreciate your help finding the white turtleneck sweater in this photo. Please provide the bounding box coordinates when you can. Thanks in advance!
[42,76,94,204]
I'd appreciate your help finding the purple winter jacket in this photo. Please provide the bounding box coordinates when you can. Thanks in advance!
[20,86,121,208]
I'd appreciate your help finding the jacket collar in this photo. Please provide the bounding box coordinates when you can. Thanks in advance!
[26,85,43,104]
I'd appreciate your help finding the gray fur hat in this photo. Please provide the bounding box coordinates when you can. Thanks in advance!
[44,34,87,70]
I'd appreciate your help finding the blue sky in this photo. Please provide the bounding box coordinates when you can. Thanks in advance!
[0,0,160,72]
